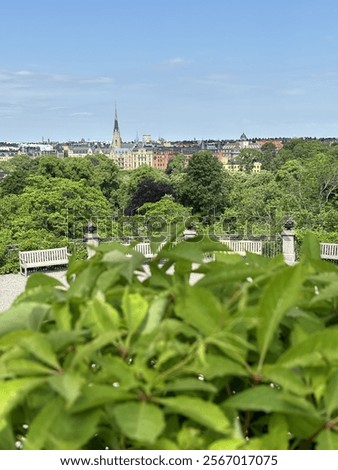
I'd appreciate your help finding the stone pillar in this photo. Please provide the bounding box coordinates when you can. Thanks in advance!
[84,221,100,259]
[281,219,296,265]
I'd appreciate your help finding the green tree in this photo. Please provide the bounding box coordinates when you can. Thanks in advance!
[304,153,338,205]
[234,148,262,173]
[125,178,174,216]
[274,155,338,231]
[226,172,283,235]
[179,151,229,215]
[274,139,330,170]
[37,156,65,179]
[85,154,120,201]
[138,195,191,238]
[116,166,172,215]
[0,156,38,196]
[166,153,186,175]
[260,142,278,171]
[0,176,112,269]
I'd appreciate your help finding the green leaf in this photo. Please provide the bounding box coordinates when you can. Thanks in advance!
[3,359,53,377]
[122,290,148,335]
[157,396,230,434]
[209,438,245,450]
[94,356,138,390]
[67,265,103,300]
[177,425,206,449]
[316,429,338,450]
[310,281,338,305]
[206,332,253,366]
[0,330,33,351]
[300,233,321,261]
[262,365,310,396]
[163,378,217,393]
[20,332,60,369]
[288,309,325,346]
[47,330,85,353]
[70,331,120,369]
[26,273,63,289]
[213,253,244,264]
[146,437,178,450]
[225,385,320,418]
[192,353,248,379]
[78,297,120,334]
[71,384,133,413]
[92,267,122,293]
[175,286,227,335]
[101,249,145,282]
[146,263,173,289]
[48,373,84,407]
[277,329,338,368]
[287,414,324,441]
[160,241,204,263]
[14,286,64,306]
[0,302,50,335]
[0,378,45,419]
[261,414,289,450]
[52,302,72,331]
[0,418,16,450]
[44,408,101,450]
[0,330,60,369]
[24,397,64,450]
[141,295,168,335]
[324,370,338,417]
[257,265,305,369]
[196,265,263,288]
[102,249,129,263]
[114,401,165,443]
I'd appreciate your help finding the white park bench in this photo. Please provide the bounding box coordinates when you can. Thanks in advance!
[134,242,154,259]
[133,242,167,259]
[218,239,263,256]
[320,243,338,260]
[19,247,70,276]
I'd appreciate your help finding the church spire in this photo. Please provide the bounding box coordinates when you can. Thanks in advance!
[111,104,122,148]
[114,105,119,133]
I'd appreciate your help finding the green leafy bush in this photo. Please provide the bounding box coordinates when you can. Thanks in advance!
[0,235,337,450]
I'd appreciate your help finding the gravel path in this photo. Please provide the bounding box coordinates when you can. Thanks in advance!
[0,270,67,313]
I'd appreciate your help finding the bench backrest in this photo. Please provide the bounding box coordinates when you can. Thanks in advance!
[320,243,338,260]
[219,239,263,255]
[19,247,68,264]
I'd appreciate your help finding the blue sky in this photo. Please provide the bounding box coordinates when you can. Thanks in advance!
[2,0,338,142]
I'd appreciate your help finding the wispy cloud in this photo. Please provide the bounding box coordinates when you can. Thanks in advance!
[0,69,114,122]
[70,112,93,117]
[0,69,114,87]
[158,57,192,70]
[79,77,114,85]
[280,87,306,96]
[15,70,35,77]
[0,102,22,116]
[49,106,68,111]
[191,73,233,86]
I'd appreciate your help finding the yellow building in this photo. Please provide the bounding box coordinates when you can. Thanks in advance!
[219,154,262,173]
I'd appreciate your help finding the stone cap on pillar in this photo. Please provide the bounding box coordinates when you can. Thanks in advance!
[84,220,100,242]
[284,218,295,231]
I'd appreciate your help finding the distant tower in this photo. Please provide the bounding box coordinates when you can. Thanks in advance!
[111,105,122,148]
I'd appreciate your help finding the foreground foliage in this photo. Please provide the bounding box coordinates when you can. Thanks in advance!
[0,235,337,449]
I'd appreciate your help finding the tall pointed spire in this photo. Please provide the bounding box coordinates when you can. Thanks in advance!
[114,104,119,132]
[111,104,122,149]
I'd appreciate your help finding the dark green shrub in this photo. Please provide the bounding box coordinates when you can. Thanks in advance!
[0,235,337,449]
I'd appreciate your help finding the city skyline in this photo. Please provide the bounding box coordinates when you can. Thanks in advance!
[2,0,338,142]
